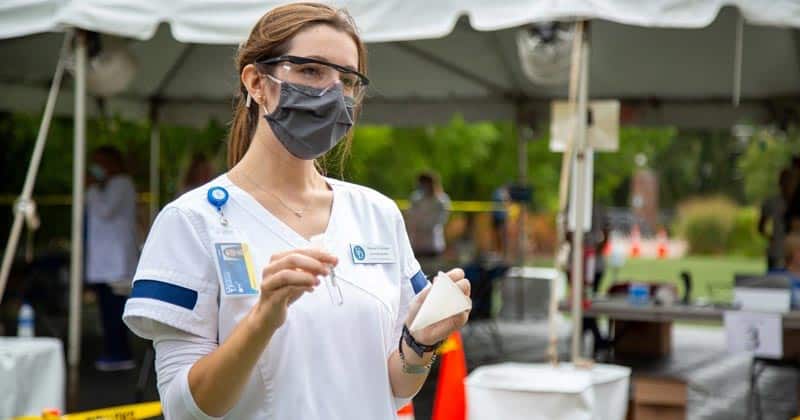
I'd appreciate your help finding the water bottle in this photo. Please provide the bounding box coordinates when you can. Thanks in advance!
[17,302,34,337]
[628,283,650,306]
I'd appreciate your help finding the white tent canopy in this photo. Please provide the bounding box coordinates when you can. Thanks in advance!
[2,0,800,373]
[1,1,800,128]
[4,0,800,42]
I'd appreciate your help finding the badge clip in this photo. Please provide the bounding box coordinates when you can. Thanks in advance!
[207,186,230,226]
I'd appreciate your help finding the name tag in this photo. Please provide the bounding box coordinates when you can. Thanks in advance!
[214,242,259,295]
[350,243,395,264]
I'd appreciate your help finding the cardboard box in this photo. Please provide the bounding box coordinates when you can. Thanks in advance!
[613,320,672,358]
[631,376,686,420]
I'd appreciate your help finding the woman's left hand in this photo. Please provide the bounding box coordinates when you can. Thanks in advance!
[404,268,471,345]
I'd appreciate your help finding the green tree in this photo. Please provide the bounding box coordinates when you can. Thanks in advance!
[738,128,800,204]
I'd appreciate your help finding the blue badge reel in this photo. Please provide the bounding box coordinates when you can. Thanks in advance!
[207,186,258,296]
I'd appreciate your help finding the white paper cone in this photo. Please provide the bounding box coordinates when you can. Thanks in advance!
[409,271,472,332]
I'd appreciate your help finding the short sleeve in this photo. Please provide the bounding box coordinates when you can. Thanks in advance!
[123,206,219,341]
[389,205,427,356]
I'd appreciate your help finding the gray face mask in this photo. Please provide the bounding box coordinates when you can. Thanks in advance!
[264,81,355,160]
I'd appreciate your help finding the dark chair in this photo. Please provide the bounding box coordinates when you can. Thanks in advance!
[462,257,508,361]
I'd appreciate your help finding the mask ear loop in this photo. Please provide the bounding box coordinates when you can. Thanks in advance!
[245,92,252,108]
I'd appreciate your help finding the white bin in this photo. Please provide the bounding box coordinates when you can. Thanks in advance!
[466,363,630,420]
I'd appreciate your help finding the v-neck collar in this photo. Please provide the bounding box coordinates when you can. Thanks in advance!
[220,173,339,249]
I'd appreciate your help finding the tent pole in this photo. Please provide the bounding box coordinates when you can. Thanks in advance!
[550,20,584,366]
[0,32,71,303]
[570,23,590,362]
[149,103,160,221]
[516,111,527,265]
[68,30,88,371]
[733,14,744,107]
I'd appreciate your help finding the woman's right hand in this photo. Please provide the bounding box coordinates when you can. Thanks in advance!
[248,249,338,334]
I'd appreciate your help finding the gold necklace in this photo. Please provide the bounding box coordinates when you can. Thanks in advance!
[238,170,313,218]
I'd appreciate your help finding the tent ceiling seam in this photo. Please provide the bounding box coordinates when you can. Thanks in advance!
[490,31,528,103]
[394,42,512,98]
[149,44,195,103]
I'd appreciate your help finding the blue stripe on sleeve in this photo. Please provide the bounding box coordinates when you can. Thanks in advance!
[410,270,429,294]
[130,279,198,310]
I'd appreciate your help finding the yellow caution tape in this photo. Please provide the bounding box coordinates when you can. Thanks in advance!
[10,401,161,420]
[396,199,516,214]
[1,194,520,215]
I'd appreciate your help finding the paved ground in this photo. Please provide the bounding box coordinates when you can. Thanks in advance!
[66,316,797,420]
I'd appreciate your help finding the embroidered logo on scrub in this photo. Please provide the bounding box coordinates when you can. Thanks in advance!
[352,245,366,262]
[214,242,258,295]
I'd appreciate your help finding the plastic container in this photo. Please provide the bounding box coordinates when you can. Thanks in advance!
[791,278,800,309]
[466,362,631,420]
[628,283,650,306]
[17,301,35,337]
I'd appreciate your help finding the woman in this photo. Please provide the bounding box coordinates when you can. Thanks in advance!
[123,3,470,419]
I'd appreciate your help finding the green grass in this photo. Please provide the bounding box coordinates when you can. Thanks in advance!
[527,255,766,303]
[600,256,765,303]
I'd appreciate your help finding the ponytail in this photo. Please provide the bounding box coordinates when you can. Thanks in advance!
[227,92,259,168]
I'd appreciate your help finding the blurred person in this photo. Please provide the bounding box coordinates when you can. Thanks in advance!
[180,152,216,194]
[774,234,800,309]
[407,172,451,260]
[778,234,800,275]
[564,204,611,355]
[86,145,138,371]
[759,169,791,270]
[786,157,800,229]
[491,183,510,256]
[589,205,611,293]
[122,4,470,419]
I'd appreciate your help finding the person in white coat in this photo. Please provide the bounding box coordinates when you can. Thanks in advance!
[123,3,471,419]
[86,145,138,371]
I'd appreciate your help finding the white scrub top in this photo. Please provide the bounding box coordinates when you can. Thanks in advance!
[123,174,428,419]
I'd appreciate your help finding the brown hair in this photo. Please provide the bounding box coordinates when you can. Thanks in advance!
[418,171,443,195]
[227,2,367,169]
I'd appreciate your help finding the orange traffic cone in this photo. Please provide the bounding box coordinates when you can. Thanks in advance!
[397,402,415,420]
[656,228,669,259]
[629,224,642,258]
[432,331,467,420]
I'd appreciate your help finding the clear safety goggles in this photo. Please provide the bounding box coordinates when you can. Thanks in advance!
[256,55,369,103]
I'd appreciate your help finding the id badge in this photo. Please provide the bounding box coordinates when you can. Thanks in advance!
[350,243,396,264]
[214,242,259,296]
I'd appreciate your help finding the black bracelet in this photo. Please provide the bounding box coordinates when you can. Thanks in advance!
[401,325,443,358]
[398,328,439,374]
